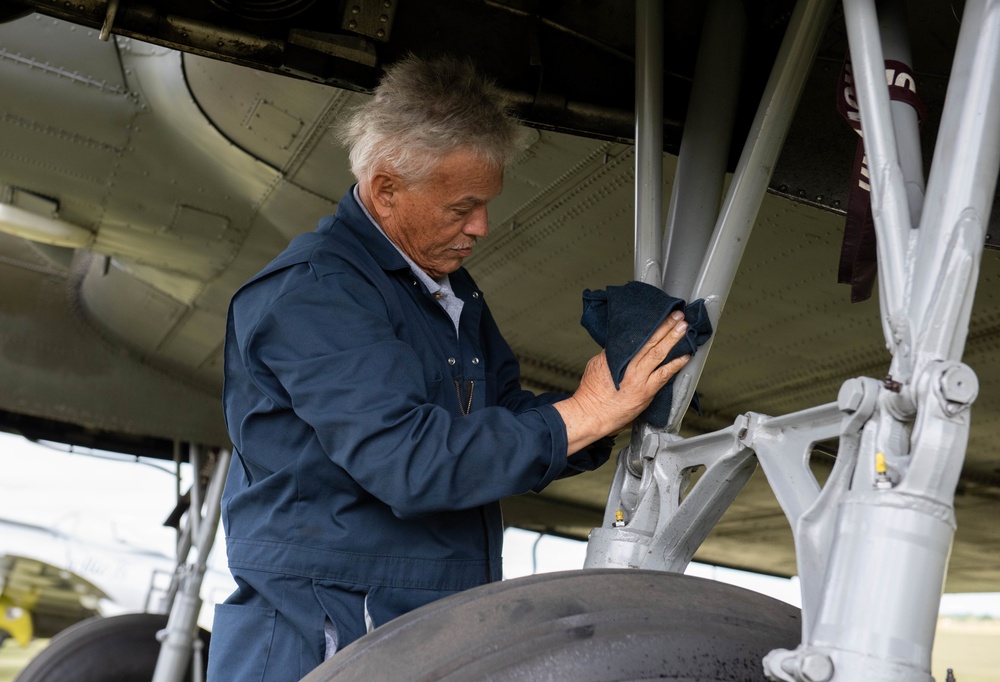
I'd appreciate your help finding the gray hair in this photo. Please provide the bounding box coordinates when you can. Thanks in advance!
[339,54,526,186]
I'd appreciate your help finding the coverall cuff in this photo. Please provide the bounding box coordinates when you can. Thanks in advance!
[529,404,573,493]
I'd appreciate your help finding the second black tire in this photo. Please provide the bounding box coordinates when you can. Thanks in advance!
[15,612,210,682]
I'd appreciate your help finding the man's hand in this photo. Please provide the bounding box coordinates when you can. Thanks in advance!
[554,310,690,456]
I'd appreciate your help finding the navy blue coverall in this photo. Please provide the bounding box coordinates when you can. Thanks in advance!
[206,188,610,681]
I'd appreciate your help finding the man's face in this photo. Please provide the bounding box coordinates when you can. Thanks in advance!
[379,148,504,279]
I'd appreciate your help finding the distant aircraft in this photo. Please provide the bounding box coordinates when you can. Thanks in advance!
[0,1,998,681]
[0,550,104,646]
[0,514,234,646]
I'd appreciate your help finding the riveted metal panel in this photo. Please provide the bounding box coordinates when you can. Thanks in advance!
[91,40,275,280]
[0,236,225,443]
[155,305,226,371]
[0,16,134,229]
[80,257,188,355]
[182,52,364,200]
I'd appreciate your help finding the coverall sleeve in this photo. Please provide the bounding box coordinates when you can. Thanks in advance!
[483,303,614,477]
[240,270,570,518]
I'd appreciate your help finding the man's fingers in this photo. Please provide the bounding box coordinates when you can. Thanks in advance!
[634,315,687,371]
[648,310,685,343]
[640,311,686,355]
[657,353,691,381]
[609,309,694,407]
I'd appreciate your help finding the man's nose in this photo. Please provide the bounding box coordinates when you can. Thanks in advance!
[464,206,490,238]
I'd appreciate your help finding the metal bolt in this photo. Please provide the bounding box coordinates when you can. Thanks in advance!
[625,446,644,477]
[348,19,357,29]
[734,414,750,443]
[940,363,978,405]
[376,28,385,38]
[351,5,360,14]
[379,13,388,23]
[799,653,834,682]
[837,380,865,413]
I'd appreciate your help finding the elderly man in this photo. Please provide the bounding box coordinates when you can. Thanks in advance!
[207,55,690,681]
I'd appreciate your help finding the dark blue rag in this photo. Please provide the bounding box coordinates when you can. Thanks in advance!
[580,281,712,427]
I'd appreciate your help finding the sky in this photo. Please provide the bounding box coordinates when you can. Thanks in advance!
[0,429,997,624]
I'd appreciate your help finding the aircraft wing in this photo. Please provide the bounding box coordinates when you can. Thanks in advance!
[0,2,996,592]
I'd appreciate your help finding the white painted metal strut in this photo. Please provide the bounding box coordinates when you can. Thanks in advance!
[633,0,664,286]
[877,0,925,234]
[666,0,838,431]
[661,0,745,303]
[908,0,1000,368]
[588,0,837,568]
[842,0,915,351]
[781,7,1000,678]
[590,1,1000,681]
[153,446,231,682]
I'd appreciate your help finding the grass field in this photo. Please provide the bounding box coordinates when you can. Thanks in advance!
[0,639,46,682]
[932,619,1000,682]
[1,619,997,681]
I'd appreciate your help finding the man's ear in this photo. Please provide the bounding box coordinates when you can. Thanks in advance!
[367,171,399,220]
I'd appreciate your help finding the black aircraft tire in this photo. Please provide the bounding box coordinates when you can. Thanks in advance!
[14,612,210,682]
[303,568,801,682]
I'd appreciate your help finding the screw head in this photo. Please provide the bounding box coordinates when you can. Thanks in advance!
[837,380,865,413]
[940,364,978,405]
[800,653,834,682]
